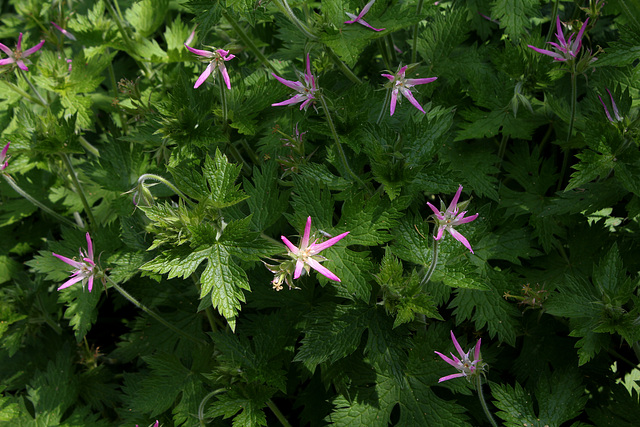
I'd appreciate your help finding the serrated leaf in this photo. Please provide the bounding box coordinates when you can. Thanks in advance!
[245,162,289,231]
[490,0,538,41]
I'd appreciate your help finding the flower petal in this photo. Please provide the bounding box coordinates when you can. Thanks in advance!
[406,77,437,86]
[16,60,29,71]
[438,373,466,383]
[219,63,231,89]
[301,216,312,249]
[57,274,85,290]
[434,351,458,368]
[309,231,349,253]
[0,42,13,56]
[184,44,214,57]
[450,330,466,359]
[400,88,425,114]
[88,275,94,292]
[281,236,299,254]
[474,339,482,361]
[194,63,214,88]
[23,40,46,56]
[272,94,305,107]
[293,259,304,279]
[448,227,474,253]
[449,185,463,212]
[306,257,340,281]
[271,73,303,90]
[389,89,397,116]
[52,252,83,268]
[85,233,94,261]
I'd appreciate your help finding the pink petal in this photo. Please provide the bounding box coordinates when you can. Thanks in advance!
[23,40,45,56]
[271,73,304,90]
[0,58,15,66]
[344,12,358,24]
[381,73,395,81]
[527,45,566,61]
[400,88,425,114]
[305,54,312,83]
[555,17,566,46]
[293,259,304,279]
[16,60,28,71]
[219,64,231,89]
[456,213,478,225]
[52,252,83,268]
[389,89,397,116]
[281,236,299,254]
[194,63,214,88]
[397,65,408,76]
[474,339,481,360]
[57,274,85,290]
[406,77,437,86]
[575,18,588,50]
[438,373,466,383]
[272,94,305,107]
[360,0,376,17]
[426,202,445,220]
[0,42,13,56]
[449,185,463,211]
[301,216,312,249]
[606,88,621,121]
[85,233,94,260]
[598,95,613,122]
[434,351,458,368]
[356,19,384,31]
[0,142,8,160]
[450,331,465,358]
[299,97,313,110]
[434,225,444,240]
[17,33,23,51]
[448,228,474,253]
[88,275,94,292]
[306,257,340,281]
[184,44,214,57]
[310,231,349,253]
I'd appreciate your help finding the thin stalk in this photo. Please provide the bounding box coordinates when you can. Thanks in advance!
[218,72,228,126]
[497,134,509,166]
[2,174,80,229]
[105,47,128,134]
[60,153,96,227]
[79,136,100,157]
[221,9,276,73]
[545,0,560,43]
[239,140,260,166]
[411,0,425,63]
[198,389,226,426]
[317,93,368,192]
[377,89,391,124]
[190,274,219,333]
[376,39,392,71]
[266,399,293,427]
[419,237,439,289]
[137,173,196,206]
[277,0,318,40]
[557,73,577,191]
[3,80,45,106]
[105,0,151,77]
[105,276,206,345]
[326,47,362,84]
[17,68,47,106]
[538,123,554,152]
[36,293,63,334]
[476,376,498,427]
[386,34,397,64]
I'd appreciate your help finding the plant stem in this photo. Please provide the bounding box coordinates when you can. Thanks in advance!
[218,71,228,126]
[411,0,425,63]
[79,136,100,157]
[36,293,63,334]
[317,93,368,192]
[476,376,498,427]
[326,46,362,85]
[419,236,439,289]
[557,73,577,191]
[198,389,226,426]
[2,174,80,229]
[105,47,128,134]
[17,68,47,106]
[137,173,196,206]
[277,0,318,40]
[105,276,206,345]
[376,38,392,71]
[60,153,96,227]
[266,399,293,427]
[221,9,276,73]
[3,80,46,106]
[377,89,391,124]
[545,0,560,43]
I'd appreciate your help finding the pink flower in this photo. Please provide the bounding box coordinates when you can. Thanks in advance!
[272,54,317,111]
[0,33,45,71]
[528,17,589,62]
[136,421,159,427]
[426,185,478,253]
[381,65,437,116]
[434,331,484,383]
[598,88,623,123]
[0,142,9,171]
[281,216,349,282]
[51,22,77,41]
[52,232,99,292]
[344,0,385,32]
[184,44,235,89]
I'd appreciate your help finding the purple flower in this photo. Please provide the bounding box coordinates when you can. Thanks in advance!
[344,0,385,32]
[136,421,159,427]
[52,232,99,292]
[272,54,317,111]
[528,17,589,62]
[0,33,45,71]
[0,142,9,171]
[381,65,437,116]
[51,22,77,41]
[184,44,235,89]
[281,216,349,282]
[426,185,478,253]
[598,88,623,123]
[434,331,483,383]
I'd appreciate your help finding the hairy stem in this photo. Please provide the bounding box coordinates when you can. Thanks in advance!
[377,89,391,124]
[266,399,293,427]
[476,376,498,427]
[4,80,45,107]
[79,136,100,157]
[17,68,47,106]
[326,46,362,85]
[60,153,96,227]
[221,9,276,73]
[198,389,227,426]
[411,0,425,63]
[277,0,318,40]
[2,174,80,229]
[136,173,196,206]
[419,236,439,289]
[105,47,128,134]
[105,276,206,345]
[557,73,577,191]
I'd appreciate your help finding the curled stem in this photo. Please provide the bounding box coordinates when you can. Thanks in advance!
[419,236,439,290]
[198,388,226,426]
[137,173,196,206]
[105,276,206,345]
[277,0,318,40]
[2,174,80,229]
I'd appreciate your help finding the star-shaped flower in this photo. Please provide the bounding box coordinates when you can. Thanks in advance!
[272,54,317,111]
[281,216,349,281]
[0,142,9,171]
[344,0,385,32]
[52,232,100,292]
[528,17,589,62]
[0,33,45,71]
[426,185,478,253]
[184,44,235,89]
[381,65,437,116]
[434,331,484,383]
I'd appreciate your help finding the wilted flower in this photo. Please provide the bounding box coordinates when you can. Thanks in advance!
[427,185,478,253]
[281,216,349,282]
[0,32,45,71]
[381,65,437,116]
[184,44,235,89]
[344,0,385,32]
[528,17,589,62]
[598,88,623,123]
[51,22,77,41]
[434,331,485,383]
[52,232,102,292]
[272,54,317,111]
[0,142,9,171]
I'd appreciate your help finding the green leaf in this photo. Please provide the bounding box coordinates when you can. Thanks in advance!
[125,0,169,38]
[245,162,289,231]
[58,285,102,342]
[204,149,248,209]
[490,0,538,41]
[206,386,272,427]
